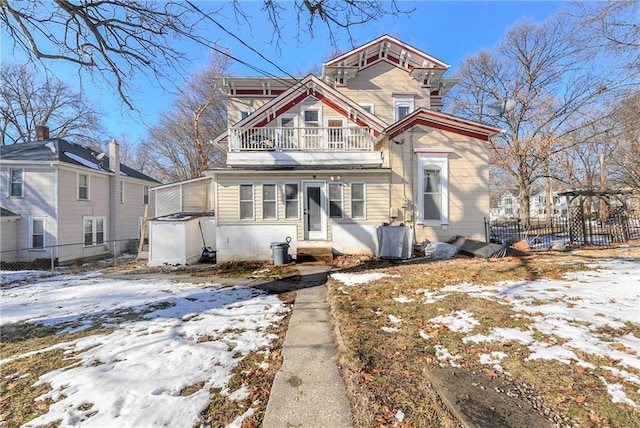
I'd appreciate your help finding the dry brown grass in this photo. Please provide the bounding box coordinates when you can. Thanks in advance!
[328,245,640,427]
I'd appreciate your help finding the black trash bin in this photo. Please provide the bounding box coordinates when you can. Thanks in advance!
[270,237,291,265]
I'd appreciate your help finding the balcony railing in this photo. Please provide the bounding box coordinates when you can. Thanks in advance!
[227,126,375,152]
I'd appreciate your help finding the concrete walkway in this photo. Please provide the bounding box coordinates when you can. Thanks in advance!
[262,282,352,428]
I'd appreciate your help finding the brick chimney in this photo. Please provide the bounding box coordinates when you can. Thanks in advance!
[35,124,50,141]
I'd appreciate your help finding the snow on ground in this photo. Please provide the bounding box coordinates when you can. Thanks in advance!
[332,259,640,408]
[1,273,289,427]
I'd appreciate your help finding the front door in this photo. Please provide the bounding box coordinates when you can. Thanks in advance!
[303,182,326,240]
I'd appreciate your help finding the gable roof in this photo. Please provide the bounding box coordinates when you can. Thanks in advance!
[321,34,457,93]
[384,108,502,142]
[0,207,20,220]
[214,74,388,144]
[0,139,160,183]
[323,34,449,72]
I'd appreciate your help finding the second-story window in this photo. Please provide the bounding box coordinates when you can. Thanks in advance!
[143,185,149,205]
[78,173,89,200]
[394,95,415,121]
[9,168,23,197]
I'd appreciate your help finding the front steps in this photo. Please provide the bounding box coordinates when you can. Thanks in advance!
[296,245,333,263]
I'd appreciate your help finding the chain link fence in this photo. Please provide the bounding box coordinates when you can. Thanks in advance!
[1,238,143,275]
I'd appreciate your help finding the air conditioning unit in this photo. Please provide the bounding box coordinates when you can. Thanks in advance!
[376,225,413,259]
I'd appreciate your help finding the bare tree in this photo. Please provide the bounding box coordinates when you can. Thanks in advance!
[0,63,104,146]
[1,0,409,110]
[572,0,640,72]
[141,51,230,182]
[608,92,640,190]
[449,15,620,224]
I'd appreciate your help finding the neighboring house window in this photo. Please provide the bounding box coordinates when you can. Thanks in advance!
[30,217,45,249]
[417,153,449,225]
[302,109,321,149]
[538,195,545,204]
[120,181,125,203]
[9,168,23,197]
[239,184,254,220]
[143,185,149,204]
[505,198,512,205]
[329,183,343,219]
[351,183,366,219]
[423,169,442,221]
[360,103,375,114]
[83,217,105,246]
[262,184,277,220]
[394,95,415,121]
[78,173,89,200]
[505,208,513,215]
[284,183,299,220]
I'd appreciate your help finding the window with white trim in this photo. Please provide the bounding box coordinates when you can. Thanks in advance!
[360,103,375,114]
[239,184,254,220]
[9,168,23,197]
[284,183,299,220]
[120,181,125,203]
[78,173,89,200]
[143,185,149,204]
[30,217,45,249]
[328,183,343,219]
[262,184,277,220]
[423,169,442,221]
[417,153,449,225]
[351,183,366,219]
[83,216,105,246]
[394,95,415,121]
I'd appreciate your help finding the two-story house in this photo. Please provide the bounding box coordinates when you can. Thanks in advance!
[1,127,160,266]
[150,35,501,263]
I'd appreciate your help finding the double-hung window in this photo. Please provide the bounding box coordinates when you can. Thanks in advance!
[9,168,23,197]
[83,217,105,246]
[30,217,45,249]
[328,183,343,219]
[284,183,299,220]
[423,169,442,221]
[239,184,254,220]
[143,185,149,205]
[262,184,277,220]
[416,152,450,225]
[351,183,366,219]
[120,181,125,203]
[78,173,89,200]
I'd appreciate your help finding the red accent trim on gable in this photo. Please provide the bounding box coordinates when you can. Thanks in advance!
[325,36,449,69]
[389,118,492,141]
[366,54,379,65]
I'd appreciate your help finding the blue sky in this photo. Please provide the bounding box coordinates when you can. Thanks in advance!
[3,1,571,143]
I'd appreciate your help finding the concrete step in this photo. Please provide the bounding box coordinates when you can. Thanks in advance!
[296,246,333,263]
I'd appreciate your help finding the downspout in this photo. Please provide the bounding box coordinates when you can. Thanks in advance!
[109,139,121,247]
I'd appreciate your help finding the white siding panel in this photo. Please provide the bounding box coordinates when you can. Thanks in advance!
[216,225,297,262]
[156,187,181,217]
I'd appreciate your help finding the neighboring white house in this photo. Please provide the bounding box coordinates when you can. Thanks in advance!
[491,189,569,221]
[151,35,502,264]
[0,128,160,266]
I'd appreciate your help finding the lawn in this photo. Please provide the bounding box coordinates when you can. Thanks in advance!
[327,245,640,427]
[1,269,293,427]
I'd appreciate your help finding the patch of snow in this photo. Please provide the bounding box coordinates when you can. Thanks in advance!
[331,272,399,286]
[388,314,402,324]
[381,326,399,333]
[64,152,101,170]
[479,351,508,372]
[434,345,462,368]
[599,377,637,407]
[429,310,479,333]
[45,141,56,153]
[393,295,414,303]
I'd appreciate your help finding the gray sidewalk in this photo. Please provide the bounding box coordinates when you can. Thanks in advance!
[262,281,352,428]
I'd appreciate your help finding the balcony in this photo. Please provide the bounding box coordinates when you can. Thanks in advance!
[226,126,383,167]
